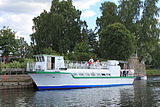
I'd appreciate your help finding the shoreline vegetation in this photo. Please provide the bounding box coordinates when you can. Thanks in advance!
[146,69,160,76]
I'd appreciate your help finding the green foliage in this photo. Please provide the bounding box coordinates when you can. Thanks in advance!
[118,0,142,32]
[96,2,119,33]
[17,38,33,58]
[42,47,61,56]
[74,42,90,53]
[150,43,160,67]
[0,58,34,69]
[31,0,85,55]
[67,42,96,61]
[99,23,135,60]
[97,0,160,65]
[0,27,19,56]
[87,29,99,54]
[10,58,34,63]
[0,61,25,68]
[10,58,25,63]
[137,0,160,63]
[146,69,160,75]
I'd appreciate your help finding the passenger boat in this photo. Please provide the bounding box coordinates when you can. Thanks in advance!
[27,54,135,90]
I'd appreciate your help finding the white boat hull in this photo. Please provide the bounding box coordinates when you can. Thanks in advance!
[29,73,135,90]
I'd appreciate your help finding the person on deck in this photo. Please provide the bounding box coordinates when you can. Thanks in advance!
[88,57,94,68]
[95,60,101,68]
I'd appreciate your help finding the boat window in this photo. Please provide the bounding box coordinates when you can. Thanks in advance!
[39,57,41,62]
[85,73,90,76]
[73,73,77,76]
[101,73,106,76]
[42,56,44,62]
[96,73,101,76]
[79,73,84,76]
[106,73,111,76]
[91,73,95,76]
[38,57,41,62]
[39,56,44,62]
[36,57,39,62]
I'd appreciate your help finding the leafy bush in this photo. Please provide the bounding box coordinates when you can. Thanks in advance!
[23,58,34,63]
[0,61,24,68]
[67,42,97,61]
[9,58,25,63]
[146,69,160,75]
[67,52,96,61]
[42,47,61,56]
[0,63,10,68]
[0,58,34,69]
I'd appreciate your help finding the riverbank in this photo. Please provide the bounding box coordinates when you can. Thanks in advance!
[0,74,34,89]
[146,69,160,76]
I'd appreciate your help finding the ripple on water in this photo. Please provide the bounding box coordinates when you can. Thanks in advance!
[1,77,160,107]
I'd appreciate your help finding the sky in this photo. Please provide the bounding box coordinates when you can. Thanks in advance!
[1,0,160,45]
[0,0,119,44]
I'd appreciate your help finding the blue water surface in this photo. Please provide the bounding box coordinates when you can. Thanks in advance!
[0,76,160,107]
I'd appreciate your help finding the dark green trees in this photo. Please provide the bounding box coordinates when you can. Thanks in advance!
[31,0,84,55]
[96,2,119,33]
[68,42,95,61]
[97,0,160,64]
[0,27,19,56]
[137,0,160,62]
[0,27,33,58]
[118,0,142,32]
[17,38,33,58]
[99,23,135,60]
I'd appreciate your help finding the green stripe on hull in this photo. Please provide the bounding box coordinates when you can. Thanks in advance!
[72,76,135,79]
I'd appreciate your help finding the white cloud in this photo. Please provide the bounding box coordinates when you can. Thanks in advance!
[81,10,96,18]
[16,31,31,44]
[157,17,160,23]
[0,0,51,38]
[0,0,102,44]
[73,0,101,10]
[0,17,4,22]
[0,0,51,14]
[0,13,34,35]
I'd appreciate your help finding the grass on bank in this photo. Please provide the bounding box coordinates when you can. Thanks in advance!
[146,69,160,76]
[0,58,34,73]
[0,58,34,68]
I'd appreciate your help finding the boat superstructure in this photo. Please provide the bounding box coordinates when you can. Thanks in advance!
[27,54,135,90]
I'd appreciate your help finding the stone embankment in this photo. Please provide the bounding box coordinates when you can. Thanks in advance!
[0,74,34,89]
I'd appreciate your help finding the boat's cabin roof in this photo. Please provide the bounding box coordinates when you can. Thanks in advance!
[34,54,63,61]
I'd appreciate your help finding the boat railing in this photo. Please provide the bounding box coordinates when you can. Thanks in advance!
[65,61,108,69]
[26,63,36,71]
[26,61,122,71]
[120,69,135,76]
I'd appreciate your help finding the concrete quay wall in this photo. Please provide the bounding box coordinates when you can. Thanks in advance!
[0,74,34,89]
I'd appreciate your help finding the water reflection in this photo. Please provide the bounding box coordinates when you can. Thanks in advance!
[0,89,35,107]
[0,77,160,107]
[31,85,134,107]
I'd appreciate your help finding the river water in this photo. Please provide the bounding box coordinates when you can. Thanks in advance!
[0,76,160,107]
